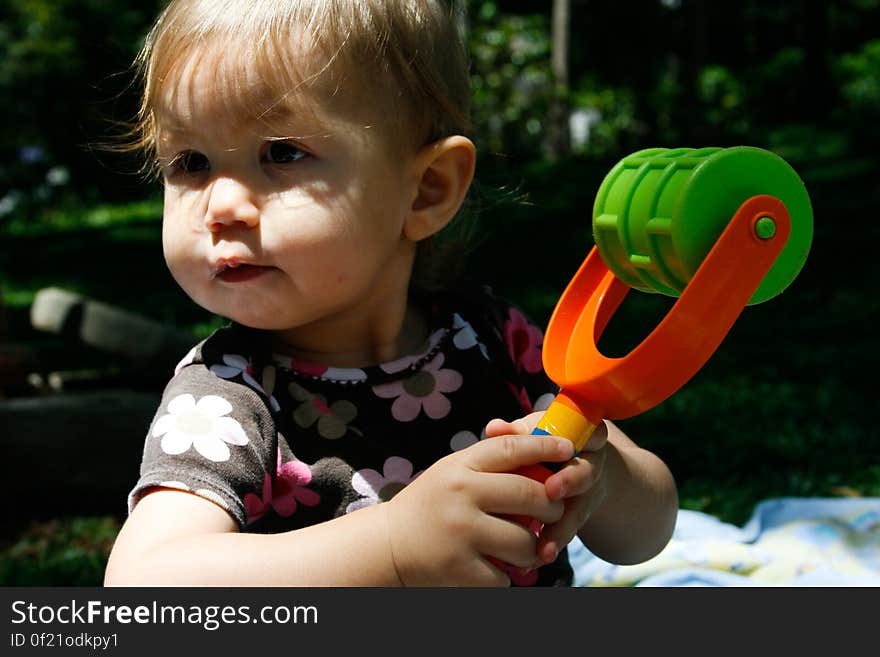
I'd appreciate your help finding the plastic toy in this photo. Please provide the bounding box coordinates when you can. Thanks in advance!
[516,146,813,484]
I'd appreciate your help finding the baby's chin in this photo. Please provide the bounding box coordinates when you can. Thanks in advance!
[215,311,296,331]
[188,296,295,332]
[177,284,282,327]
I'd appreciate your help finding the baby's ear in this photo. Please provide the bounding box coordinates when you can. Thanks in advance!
[403,135,476,242]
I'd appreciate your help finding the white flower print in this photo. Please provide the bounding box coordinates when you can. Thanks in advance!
[533,392,555,412]
[211,354,281,412]
[450,429,485,452]
[345,457,421,513]
[152,394,249,462]
[452,313,488,359]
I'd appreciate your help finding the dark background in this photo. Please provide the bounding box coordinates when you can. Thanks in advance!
[0,0,876,584]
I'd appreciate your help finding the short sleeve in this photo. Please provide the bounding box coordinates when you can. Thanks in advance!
[128,361,277,529]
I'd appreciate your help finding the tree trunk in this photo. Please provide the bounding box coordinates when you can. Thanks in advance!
[547,0,571,160]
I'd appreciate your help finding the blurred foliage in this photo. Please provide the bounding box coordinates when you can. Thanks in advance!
[468,0,880,162]
[0,0,161,228]
[468,3,555,156]
[1,0,879,583]
[836,38,880,117]
[0,517,118,586]
[1,0,878,213]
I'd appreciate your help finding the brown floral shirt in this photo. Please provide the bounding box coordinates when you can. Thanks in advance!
[129,287,573,586]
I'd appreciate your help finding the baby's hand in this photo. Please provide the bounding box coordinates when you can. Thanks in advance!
[383,432,571,586]
[484,413,610,566]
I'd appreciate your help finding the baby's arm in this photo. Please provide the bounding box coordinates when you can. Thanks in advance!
[566,421,677,564]
[104,488,400,586]
[105,433,573,586]
[486,415,678,566]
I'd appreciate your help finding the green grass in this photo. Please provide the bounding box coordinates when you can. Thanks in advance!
[0,517,119,586]
[1,199,163,238]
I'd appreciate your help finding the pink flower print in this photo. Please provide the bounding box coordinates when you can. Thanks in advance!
[289,382,362,439]
[346,457,420,513]
[211,354,281,412]
[244,451,320,524]
[373,352,463,422]
[244,474,274,524]
[509,385,557,416]
[504,308,544,374]
[273,457,321,516]
[510,384,534,414]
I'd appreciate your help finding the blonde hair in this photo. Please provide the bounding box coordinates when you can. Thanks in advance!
[126,0,471,174]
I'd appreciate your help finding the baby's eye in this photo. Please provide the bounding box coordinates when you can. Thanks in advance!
[168,150,210,175]
[264,141,307,164]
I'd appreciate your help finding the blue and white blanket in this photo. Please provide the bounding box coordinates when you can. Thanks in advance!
[568,497,880,586]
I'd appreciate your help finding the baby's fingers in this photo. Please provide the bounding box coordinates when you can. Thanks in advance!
[464,433,573,473]
[476,473,565,525]
[484,412,545,439]
[536,495,594,564]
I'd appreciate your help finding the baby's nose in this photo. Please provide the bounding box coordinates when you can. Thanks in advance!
[205,177,259,231]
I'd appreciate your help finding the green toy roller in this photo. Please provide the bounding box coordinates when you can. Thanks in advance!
[592,146,813,305]
[521,146,813,477]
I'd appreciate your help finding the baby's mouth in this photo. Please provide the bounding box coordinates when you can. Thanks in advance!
[212,259,273,283]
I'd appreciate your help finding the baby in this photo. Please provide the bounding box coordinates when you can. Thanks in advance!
[104,0,677,586]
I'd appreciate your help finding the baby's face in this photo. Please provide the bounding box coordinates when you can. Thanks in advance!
[157,53,422,356]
